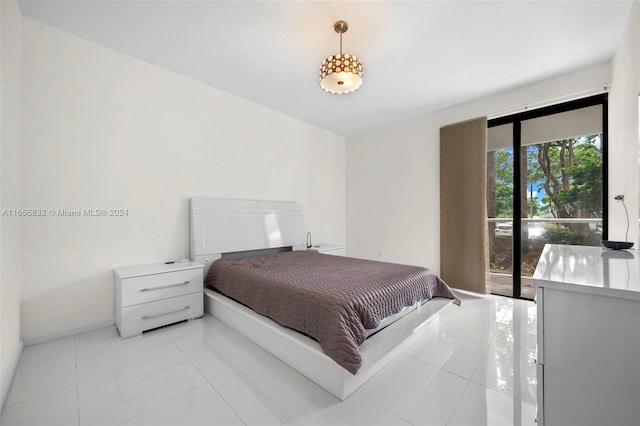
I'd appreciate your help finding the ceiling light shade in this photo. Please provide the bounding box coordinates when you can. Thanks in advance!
[319,20,363,94]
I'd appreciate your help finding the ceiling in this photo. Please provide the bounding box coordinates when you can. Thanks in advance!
[18,1,633,136]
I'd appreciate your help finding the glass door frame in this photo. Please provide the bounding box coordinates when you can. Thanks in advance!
[488,93,609,299]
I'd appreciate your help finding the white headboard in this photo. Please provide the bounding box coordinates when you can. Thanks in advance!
[190,198,306,272]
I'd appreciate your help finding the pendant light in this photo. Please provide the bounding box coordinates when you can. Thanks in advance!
[319,20,364,94]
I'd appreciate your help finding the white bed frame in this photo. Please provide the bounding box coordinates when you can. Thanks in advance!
[190,197,453,400]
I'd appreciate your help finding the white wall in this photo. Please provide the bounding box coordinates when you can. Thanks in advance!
[0,0,23,407]
[609,0,640,245]
[347,61,620,270]
[21,18,346,339]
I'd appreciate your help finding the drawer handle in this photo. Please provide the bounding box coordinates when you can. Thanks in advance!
[139,281,190,292]
[141,306,190,320]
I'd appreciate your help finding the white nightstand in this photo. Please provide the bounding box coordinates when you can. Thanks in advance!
[114,261,204,338]
[308,244,345,256]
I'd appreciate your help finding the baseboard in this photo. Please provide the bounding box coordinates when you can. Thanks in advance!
[1,338,24,412]
[453,288,489,297]
[23,318,115,346]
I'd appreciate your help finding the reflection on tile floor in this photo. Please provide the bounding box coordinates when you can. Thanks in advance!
[1,291,537,426]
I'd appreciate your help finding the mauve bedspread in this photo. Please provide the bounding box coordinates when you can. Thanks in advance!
[205,251,460,374]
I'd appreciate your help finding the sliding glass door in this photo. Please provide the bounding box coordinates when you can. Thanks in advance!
[487,95,607,299]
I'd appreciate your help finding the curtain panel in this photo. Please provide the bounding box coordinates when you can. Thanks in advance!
[439,117,488,293]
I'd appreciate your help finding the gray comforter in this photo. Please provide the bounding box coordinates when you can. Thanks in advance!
[205,251,460,374]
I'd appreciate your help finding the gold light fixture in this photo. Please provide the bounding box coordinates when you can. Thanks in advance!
[319,20,363,94]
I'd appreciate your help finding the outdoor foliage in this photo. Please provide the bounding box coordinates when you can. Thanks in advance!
[488,134,603,276]
[531,135,603,219]
[543,224,583,245]
[489,135,602,220]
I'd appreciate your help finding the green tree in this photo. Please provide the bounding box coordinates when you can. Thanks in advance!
[530,135,603,243]
[531,135,602,219]
[494,149,514,218]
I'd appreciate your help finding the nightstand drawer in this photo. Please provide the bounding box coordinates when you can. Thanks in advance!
[119,292,203,338]
[121,268,203,307]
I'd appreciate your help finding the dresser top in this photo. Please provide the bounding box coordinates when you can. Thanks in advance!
[533,244,640,300]
[115,261,204,279]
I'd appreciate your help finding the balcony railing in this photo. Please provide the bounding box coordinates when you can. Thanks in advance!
[487,217,603,224]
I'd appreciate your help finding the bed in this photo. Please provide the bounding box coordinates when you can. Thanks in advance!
[190,197,459,399]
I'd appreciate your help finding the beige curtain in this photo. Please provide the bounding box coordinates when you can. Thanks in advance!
[440,117,488,293]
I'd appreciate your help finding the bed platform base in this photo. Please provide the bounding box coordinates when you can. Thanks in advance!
[204,288,453,400]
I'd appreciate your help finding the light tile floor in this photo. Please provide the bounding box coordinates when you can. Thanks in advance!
[1,291,537,426]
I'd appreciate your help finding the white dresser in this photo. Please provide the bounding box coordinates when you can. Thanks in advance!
[307,244,345,256]
[533,244,640,426]
[114,261,204,338]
